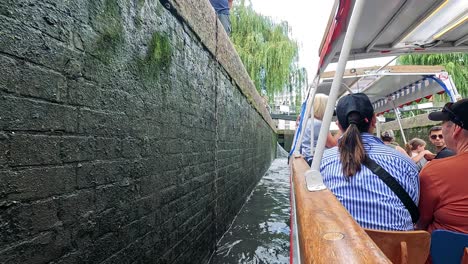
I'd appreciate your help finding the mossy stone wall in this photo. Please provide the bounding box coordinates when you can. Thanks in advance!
[0,0,276,263]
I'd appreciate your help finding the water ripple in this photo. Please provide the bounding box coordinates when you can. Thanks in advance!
[210,158,290,264]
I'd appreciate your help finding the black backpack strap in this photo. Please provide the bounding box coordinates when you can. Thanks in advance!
[362,156,419,223]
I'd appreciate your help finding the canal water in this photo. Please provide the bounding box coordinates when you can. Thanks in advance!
[210,157,291,264]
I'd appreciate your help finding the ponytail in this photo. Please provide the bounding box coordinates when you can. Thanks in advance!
[339,121,366,177]
[405,143,412,156]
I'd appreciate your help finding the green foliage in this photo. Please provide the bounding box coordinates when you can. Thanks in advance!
[397,53,468,99]
[231,0,306,103]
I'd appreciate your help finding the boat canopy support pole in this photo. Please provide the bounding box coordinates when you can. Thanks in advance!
[308,0,367,190]
[375,56,398,72]
[290,75,320,157]
[293,86,317,155]
[392,100,407,145]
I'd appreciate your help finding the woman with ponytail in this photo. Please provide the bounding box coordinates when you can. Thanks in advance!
[320,93,420,231]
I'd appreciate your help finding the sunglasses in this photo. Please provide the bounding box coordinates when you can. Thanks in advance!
[430,134,443,140]
[443,102,465,128]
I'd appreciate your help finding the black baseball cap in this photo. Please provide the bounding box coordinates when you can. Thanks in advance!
[336,93,374,130]
[428,98,468,130]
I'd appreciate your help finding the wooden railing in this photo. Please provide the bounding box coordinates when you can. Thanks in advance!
[291,155,391,263]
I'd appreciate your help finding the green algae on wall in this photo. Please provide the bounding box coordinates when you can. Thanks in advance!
[137,31,172,81]
[147,32,171,66]
[91,0,125,64]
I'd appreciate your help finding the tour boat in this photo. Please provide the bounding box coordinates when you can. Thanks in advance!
[289,0,468,263]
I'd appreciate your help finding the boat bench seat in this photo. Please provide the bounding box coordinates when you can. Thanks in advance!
[365,228,431,264]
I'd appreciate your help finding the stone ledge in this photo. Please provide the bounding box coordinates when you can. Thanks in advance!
[380,113,440,131]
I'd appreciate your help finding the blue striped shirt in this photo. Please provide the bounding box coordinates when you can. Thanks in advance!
[320,133,419,230]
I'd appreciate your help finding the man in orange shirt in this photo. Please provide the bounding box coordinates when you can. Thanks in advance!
[418,99,468,234]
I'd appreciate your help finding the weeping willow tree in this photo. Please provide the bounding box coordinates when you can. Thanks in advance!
[230,0,306,106]
[397,53,468,99]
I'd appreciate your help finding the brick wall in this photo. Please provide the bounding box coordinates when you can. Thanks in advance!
[0,0,276,263]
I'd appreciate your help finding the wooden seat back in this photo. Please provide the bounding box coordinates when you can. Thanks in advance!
[365,228,431,264]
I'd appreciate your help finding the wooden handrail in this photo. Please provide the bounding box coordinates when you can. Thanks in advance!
[291,155,391,263]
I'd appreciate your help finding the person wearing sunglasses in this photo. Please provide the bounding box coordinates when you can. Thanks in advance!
[428,126,455,159]
[417,99,468,234]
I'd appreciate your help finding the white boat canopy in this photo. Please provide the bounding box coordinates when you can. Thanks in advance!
[318,0,468,74]
[307,0,467,172]
[317,65,460,115]
[291,0,466,180]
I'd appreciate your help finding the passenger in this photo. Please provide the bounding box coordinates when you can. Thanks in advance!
[380,130,409,157]
[405,138,434,171]
[295,115,301,128]
[209,0,233,36]
[300,94,337,166]
[428,125,455,159]
[321,93,419,230]
[418,99,468,234]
